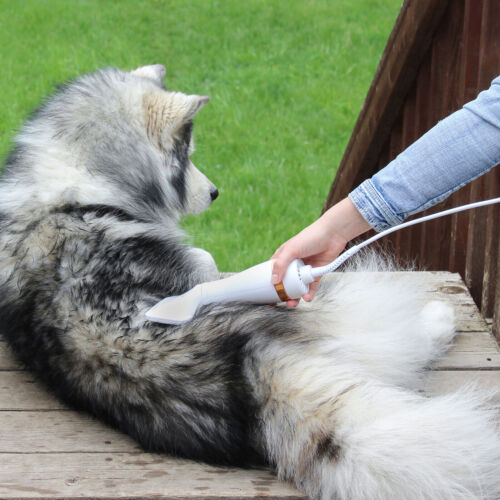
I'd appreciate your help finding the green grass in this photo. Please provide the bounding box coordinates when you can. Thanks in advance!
[0,0,400,271]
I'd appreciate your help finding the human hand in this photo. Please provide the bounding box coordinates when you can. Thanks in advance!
[271,220,348,307]
[271,197,371,306]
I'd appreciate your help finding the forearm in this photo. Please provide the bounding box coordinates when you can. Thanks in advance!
[349,76,500,232]
[319,197,372,243]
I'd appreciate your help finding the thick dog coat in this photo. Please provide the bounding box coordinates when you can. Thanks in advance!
[0,65,499,499]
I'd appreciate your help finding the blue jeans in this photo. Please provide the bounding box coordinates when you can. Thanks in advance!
[349,76,500,231]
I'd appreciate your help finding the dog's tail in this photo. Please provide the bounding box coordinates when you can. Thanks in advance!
[264,381,500,499]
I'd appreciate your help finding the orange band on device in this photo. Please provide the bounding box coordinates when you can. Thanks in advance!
[274,282,290,302]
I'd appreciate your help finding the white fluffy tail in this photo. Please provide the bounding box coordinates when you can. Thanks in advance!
[313,385,500,500]
[260,252,500,498]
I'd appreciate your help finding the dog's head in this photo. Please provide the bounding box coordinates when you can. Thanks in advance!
[1,64,218,220]
[130,64,218,216]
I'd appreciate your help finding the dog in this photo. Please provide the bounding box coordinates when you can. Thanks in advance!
[0,64,499,499]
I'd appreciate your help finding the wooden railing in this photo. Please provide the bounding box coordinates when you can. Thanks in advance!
[324,0,499,338]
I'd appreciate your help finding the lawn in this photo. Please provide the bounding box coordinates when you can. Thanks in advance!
[0,0,401,271]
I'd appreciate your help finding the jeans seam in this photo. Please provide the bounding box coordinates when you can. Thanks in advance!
[350,180,403,232]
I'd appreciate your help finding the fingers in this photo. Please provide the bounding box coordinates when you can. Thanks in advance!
[271,242,301,307]
[284,278,320,308]
[271,244,297,284]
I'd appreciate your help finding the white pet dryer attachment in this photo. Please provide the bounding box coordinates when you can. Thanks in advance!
[146,197,500,324]
[145,258,314,325]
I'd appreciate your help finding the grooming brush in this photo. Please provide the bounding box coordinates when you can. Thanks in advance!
[145,197,500,324]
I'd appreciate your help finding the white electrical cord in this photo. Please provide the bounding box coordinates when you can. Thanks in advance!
[310,197,500,278]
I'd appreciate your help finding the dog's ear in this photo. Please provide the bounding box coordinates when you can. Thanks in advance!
[183,94,210,121]
[132,64,166,85]
[143,92,209,151]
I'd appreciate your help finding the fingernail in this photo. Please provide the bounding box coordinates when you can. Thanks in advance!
[271,274,279,284]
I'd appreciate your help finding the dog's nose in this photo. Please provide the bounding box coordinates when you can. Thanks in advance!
[210,188,219,201]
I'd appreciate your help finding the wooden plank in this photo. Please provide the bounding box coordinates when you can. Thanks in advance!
[405,51,433,267]
[448,185,471,275]
[448,0,483,275]
[494,271,500,340]
[424,370,500,403]
[433,330,500,369]
[0,340,24,370]
[0,338,497,415]
[0,411,141,453]
[434,47,463,272]
[464,177,489,309]
[481,167,500,318]
[477,0,500,90]
[0,372,65,410]
[393,86,417,261]
[460,0,484,104]
[421,0,464,272]
[0,372,497,500]
[1,329,497,458]
[464,0,499,310]
[0,453,305,499]
[0,371,496,500]
[323,0,449,210]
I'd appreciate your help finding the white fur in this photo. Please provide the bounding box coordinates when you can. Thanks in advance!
[250,267,500,499]
[184,161,217,215]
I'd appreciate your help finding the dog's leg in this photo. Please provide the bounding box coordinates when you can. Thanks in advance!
[323,301,455,389]
[189,247,221,281]
[305,273,456,388]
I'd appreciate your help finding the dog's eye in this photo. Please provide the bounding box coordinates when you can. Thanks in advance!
[171,142,189,172]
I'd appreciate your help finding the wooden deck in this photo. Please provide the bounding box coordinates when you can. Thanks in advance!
[1,272,499,499]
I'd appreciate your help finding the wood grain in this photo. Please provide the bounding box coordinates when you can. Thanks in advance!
[0,411,141,453]
[0,453,305,499]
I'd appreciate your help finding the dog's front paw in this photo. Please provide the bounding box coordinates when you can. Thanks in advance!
[190,247,219,280]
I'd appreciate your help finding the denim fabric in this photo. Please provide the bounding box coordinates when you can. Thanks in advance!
[349,75,500,232]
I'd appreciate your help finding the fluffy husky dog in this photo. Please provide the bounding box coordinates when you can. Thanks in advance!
[0,65,499,499]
